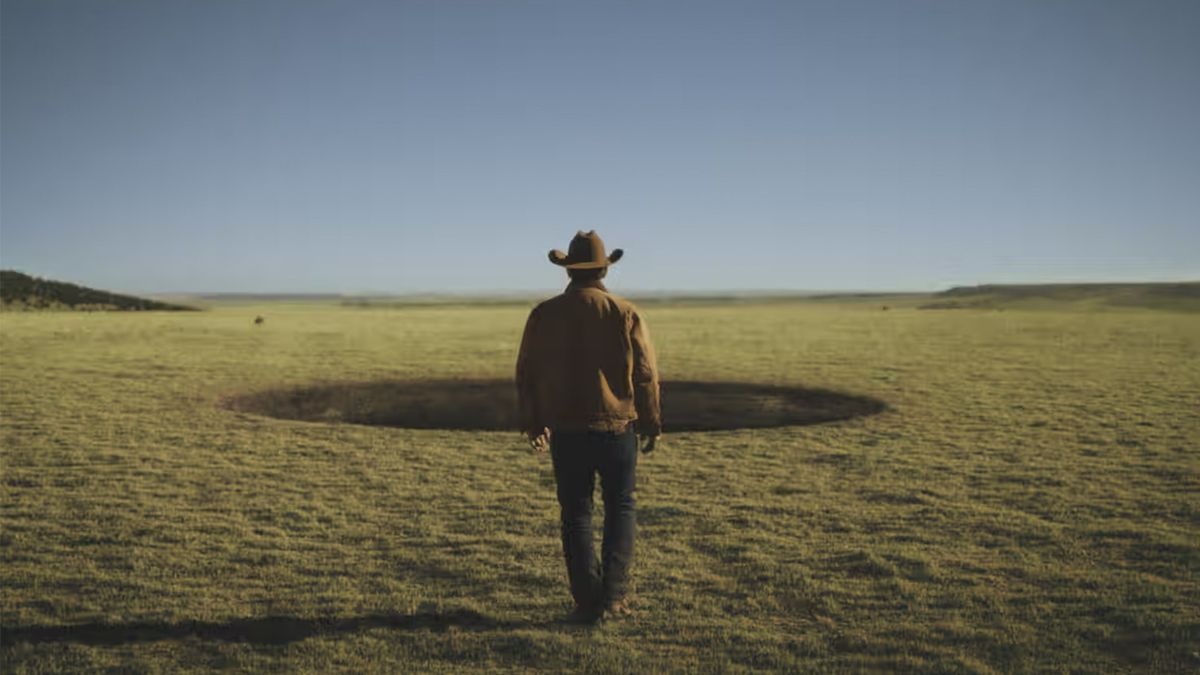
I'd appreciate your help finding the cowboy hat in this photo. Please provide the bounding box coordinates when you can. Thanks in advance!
[548,230,624,269]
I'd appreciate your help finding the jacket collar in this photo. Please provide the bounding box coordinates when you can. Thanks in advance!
[566,278,608,293]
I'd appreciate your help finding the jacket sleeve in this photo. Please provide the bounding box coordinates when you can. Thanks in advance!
[515,308,540,435]
[630,309,662,435]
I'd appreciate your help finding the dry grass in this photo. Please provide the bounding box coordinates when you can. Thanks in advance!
[1,300,1198,672]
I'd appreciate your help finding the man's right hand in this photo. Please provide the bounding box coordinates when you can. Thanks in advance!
[640,434,660,454]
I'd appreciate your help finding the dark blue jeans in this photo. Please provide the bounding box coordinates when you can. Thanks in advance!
[549,427,638,609]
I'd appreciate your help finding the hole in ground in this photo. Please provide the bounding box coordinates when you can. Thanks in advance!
[223,379,886,432]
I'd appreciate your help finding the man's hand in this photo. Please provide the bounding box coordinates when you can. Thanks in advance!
[640,434,661,454]
[527,427,551,454]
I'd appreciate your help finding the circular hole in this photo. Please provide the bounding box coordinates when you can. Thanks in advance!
[223,379,886,432]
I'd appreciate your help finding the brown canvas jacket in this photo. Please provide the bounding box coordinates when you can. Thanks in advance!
[516,279,662,436]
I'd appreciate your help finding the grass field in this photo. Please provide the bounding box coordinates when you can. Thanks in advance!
[1,298,1197,672]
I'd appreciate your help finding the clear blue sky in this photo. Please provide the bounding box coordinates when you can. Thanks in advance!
[2,0,1197,294]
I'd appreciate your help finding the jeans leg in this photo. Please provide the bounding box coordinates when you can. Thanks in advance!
[598,429,638,604]
[550,431,601,608]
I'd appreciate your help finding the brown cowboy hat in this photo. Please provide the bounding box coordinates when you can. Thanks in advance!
[548,230,624,269]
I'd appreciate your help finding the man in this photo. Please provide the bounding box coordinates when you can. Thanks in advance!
[515,230,662,624]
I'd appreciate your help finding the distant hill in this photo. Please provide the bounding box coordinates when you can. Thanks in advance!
[0,271,198,311]
[919,282,1200,312]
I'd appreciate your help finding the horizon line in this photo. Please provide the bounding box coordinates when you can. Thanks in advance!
[4,267,1198,298]
[146,278,1200,300]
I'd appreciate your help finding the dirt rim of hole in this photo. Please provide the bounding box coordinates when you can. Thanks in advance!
[221,379,887,432]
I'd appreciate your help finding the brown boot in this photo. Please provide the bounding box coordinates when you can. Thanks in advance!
[602,597,635,618]
[564,604,602,625]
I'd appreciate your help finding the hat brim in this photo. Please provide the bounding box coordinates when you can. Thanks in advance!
[548,248,623,268]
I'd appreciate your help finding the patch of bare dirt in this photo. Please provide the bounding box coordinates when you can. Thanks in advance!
[223,379,886,432]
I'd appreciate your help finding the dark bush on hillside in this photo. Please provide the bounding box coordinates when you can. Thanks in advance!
[0,270,197,311]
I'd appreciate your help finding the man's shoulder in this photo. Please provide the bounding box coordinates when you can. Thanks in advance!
[604,290,641,314]
[581,287,642,316]
[532,285,641,319]
[531,292,567,313]
[527,293,571,322]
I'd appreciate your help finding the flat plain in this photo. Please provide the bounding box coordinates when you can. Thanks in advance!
[1,297,1197,672]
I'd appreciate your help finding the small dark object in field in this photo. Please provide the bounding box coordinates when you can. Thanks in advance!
[881,305,890,311]
[254,316,265,325]
[224,379,887,432]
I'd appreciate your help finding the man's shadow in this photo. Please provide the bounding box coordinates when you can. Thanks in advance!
[2,609,561,647]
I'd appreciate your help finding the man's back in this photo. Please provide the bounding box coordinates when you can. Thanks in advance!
[516,278,661,436]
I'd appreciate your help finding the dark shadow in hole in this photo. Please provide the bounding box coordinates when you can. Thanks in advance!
[0,610,534,647]
[223,379,886,432]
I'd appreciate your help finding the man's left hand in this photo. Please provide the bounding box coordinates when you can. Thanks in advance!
[527,427,551,453]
